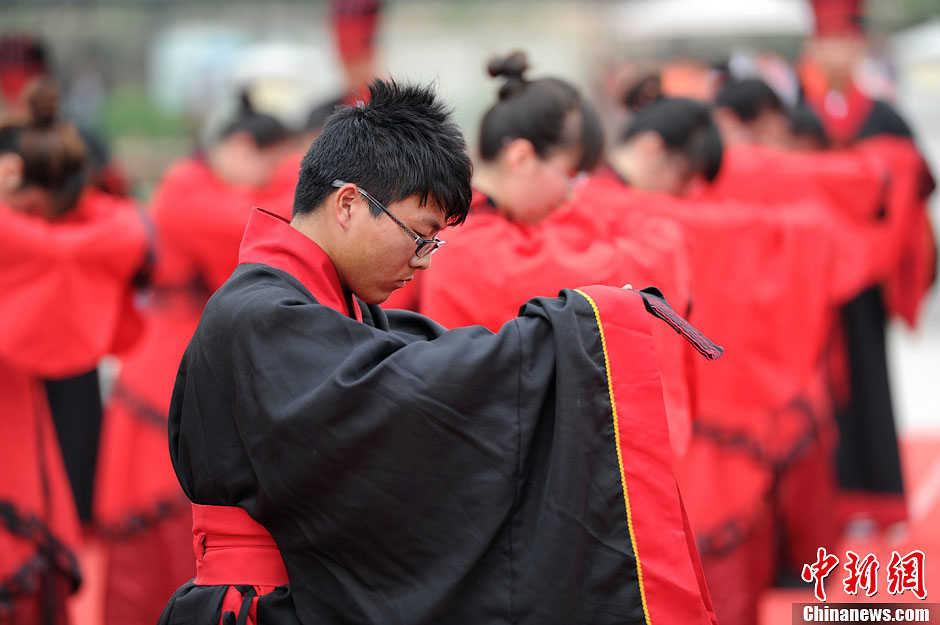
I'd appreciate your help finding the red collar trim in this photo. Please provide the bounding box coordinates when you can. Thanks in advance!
[803,79,873,146]
[238,208,362,322]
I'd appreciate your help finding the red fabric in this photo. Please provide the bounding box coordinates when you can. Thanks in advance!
[575,286,716,625]
[799,61,874,147]
[381,269,422,311]
[706,140,935,539]
[710,139,936,326]
[0,35,47,102]
[192,504,288,587]
[238,209,362,322]
[575,183,849,623]
[810,0,864,36]
[331,0,380,63]
[707,142,898,304]
[103,510,195,625]
[0,191,147,373]
[0,192,147,623]
[94,159,297,625]
[580,182,841,424]
[854,136,937,327]
[383,190,497,312]
[191,505,288,625]
[419,188,697,457]
[0,574,72,625]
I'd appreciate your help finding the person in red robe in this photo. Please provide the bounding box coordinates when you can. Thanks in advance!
[593,85,909,622]
[385,49,605,312]
[421,76,721,461]
[603,95,723,196]
[716,62,936,530]
[0,93,149,625]
[685,74,933,621]
[583,181,860,624]
[0,38,130,197]
[798,0,937,530]
[92,95,296,625]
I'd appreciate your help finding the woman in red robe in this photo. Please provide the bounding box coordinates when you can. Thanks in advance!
[0,90,149,625]
[419,71,716,460]
[93,95,297,625]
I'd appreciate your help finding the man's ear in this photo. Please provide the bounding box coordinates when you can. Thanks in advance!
[332,183,360,231]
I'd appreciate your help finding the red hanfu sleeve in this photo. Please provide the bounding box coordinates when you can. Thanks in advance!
[855,136,937,327]
[0,194,148,377]
[421,187,698,457]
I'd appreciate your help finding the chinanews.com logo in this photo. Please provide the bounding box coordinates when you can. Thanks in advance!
[794,548,937,623]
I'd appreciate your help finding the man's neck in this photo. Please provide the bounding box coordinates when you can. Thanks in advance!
[289,214,355,305]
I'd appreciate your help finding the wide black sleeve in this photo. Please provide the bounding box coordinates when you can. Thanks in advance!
[170,273,563,621]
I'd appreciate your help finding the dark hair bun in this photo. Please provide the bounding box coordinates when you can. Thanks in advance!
[26,79,60,129]
[623,74,663,113]
[488,51,529,100]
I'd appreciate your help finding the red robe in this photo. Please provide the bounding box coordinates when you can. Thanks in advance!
[709,139,935,325]
[0,190,148,625]
[417,188,697,458]
[574,179,883,624]
[93,157,297,625]
[798,63,938,525]
[709,140,936,528]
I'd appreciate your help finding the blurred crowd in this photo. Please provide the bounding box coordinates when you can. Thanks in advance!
[0,0,936,624]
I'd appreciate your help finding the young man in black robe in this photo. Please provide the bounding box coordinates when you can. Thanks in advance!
[159,79,723,625]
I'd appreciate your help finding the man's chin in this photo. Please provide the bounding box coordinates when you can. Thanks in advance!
[358,290,392,306]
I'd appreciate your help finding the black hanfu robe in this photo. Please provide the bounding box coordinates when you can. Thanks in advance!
[161,207,721,625]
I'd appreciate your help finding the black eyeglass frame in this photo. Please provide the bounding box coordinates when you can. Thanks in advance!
[331,179,444,258]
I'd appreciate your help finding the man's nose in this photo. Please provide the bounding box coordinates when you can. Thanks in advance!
[410,253,432,270]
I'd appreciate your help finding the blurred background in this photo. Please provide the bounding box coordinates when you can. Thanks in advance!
[2,1,938,624]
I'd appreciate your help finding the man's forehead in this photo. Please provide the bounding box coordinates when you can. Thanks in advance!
[397,195,446,232]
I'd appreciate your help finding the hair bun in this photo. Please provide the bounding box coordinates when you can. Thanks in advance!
[623,74,663,113]
[488,51,529,100]
[26,79,60,129]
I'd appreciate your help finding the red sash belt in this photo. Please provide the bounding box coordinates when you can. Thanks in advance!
[192,503,289,587]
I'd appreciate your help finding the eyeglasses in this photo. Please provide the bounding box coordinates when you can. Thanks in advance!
[332,180,444,258]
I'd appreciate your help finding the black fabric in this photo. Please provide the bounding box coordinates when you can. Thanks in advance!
[855,100,914,142]
[44,368,102,522]
[635,287,722,359]
[235,586,257,625]
[835,287,904,495]
[836,100,912,494]
[166,263,654,625]
[831,99,913,502]
[156,584,299,625]
[0,500,82,615]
